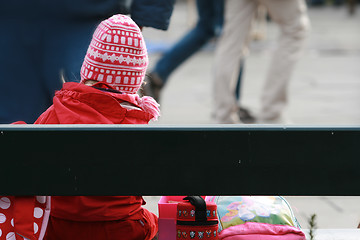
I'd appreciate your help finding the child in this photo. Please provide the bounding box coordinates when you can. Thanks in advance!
[35,14,160,240]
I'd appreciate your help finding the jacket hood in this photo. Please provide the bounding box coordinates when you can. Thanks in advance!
[39,82,153,124]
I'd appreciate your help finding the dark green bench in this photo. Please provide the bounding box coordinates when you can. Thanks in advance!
[1,124,359,196]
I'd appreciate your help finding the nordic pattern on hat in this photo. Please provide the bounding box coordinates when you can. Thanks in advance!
[80,14,148,94]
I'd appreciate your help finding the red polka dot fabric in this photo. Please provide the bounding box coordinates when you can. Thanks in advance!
[0,196,50,240]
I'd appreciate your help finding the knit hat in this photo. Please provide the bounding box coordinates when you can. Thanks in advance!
[80,14,148,94]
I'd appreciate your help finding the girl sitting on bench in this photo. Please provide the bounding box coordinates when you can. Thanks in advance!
[35,14,160,240]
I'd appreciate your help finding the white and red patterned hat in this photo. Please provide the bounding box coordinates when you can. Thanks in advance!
[80,14,148,94]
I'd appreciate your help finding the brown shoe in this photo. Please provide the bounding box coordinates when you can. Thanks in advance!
[238,106,256,124]
[140,72,164,102]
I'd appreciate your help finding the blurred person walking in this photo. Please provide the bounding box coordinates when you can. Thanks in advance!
[143,0,224,102]
[142,0,256,123]
[212,0,310,124]
[0,0,174,124]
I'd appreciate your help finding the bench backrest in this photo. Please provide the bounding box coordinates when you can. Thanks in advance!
[0,125,359,196]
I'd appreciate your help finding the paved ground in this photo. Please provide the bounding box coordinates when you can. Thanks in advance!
[142,2,360,231]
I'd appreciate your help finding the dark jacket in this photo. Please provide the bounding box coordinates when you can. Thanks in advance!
[1,0,174,30]
[0,0,174,124]
[132,0,175,30]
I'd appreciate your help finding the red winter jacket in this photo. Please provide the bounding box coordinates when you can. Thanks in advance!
[35,82,154,125]
[34,82,154,221]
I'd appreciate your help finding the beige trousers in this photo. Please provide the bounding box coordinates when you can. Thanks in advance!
[213,0,310,123]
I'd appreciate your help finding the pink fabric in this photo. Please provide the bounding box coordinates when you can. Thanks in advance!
[134,95,160,120]
[80,14,148,94]
[219,222,305,240]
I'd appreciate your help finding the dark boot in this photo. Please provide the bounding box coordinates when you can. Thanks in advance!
[238,106,256,124]
[140,72,164,102]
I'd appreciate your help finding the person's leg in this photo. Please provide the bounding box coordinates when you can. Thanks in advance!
[333,0,343,6]
[44,215,151,240]
[258,0,310,122]
[44,216,108,240]
[235,60,245,101]
[234,60,256,124]
[141,208,158,240]
[213,0,256,123]
[153,0,221,84]
[142,0,223,101]
[310,0,325,6]
[213,0,225,37]
[348,0,356,15]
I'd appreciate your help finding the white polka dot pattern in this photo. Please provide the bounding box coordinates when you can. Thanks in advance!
[0,196,49,240]
[36,196,46,204]
[0,214,6,224]
[33,223,38,234]
[6,232,15,240]
[33,208,43,219]
[0,198,11,210]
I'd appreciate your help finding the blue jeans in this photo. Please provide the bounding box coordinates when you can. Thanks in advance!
[153,0,224,83]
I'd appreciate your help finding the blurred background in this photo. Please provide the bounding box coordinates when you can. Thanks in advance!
[142,0,360,230]
[143,0,360,125]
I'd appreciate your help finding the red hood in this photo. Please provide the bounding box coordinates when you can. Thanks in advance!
[35,82,152,124]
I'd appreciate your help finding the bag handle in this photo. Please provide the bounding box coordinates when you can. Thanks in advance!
[183,196,207,222]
